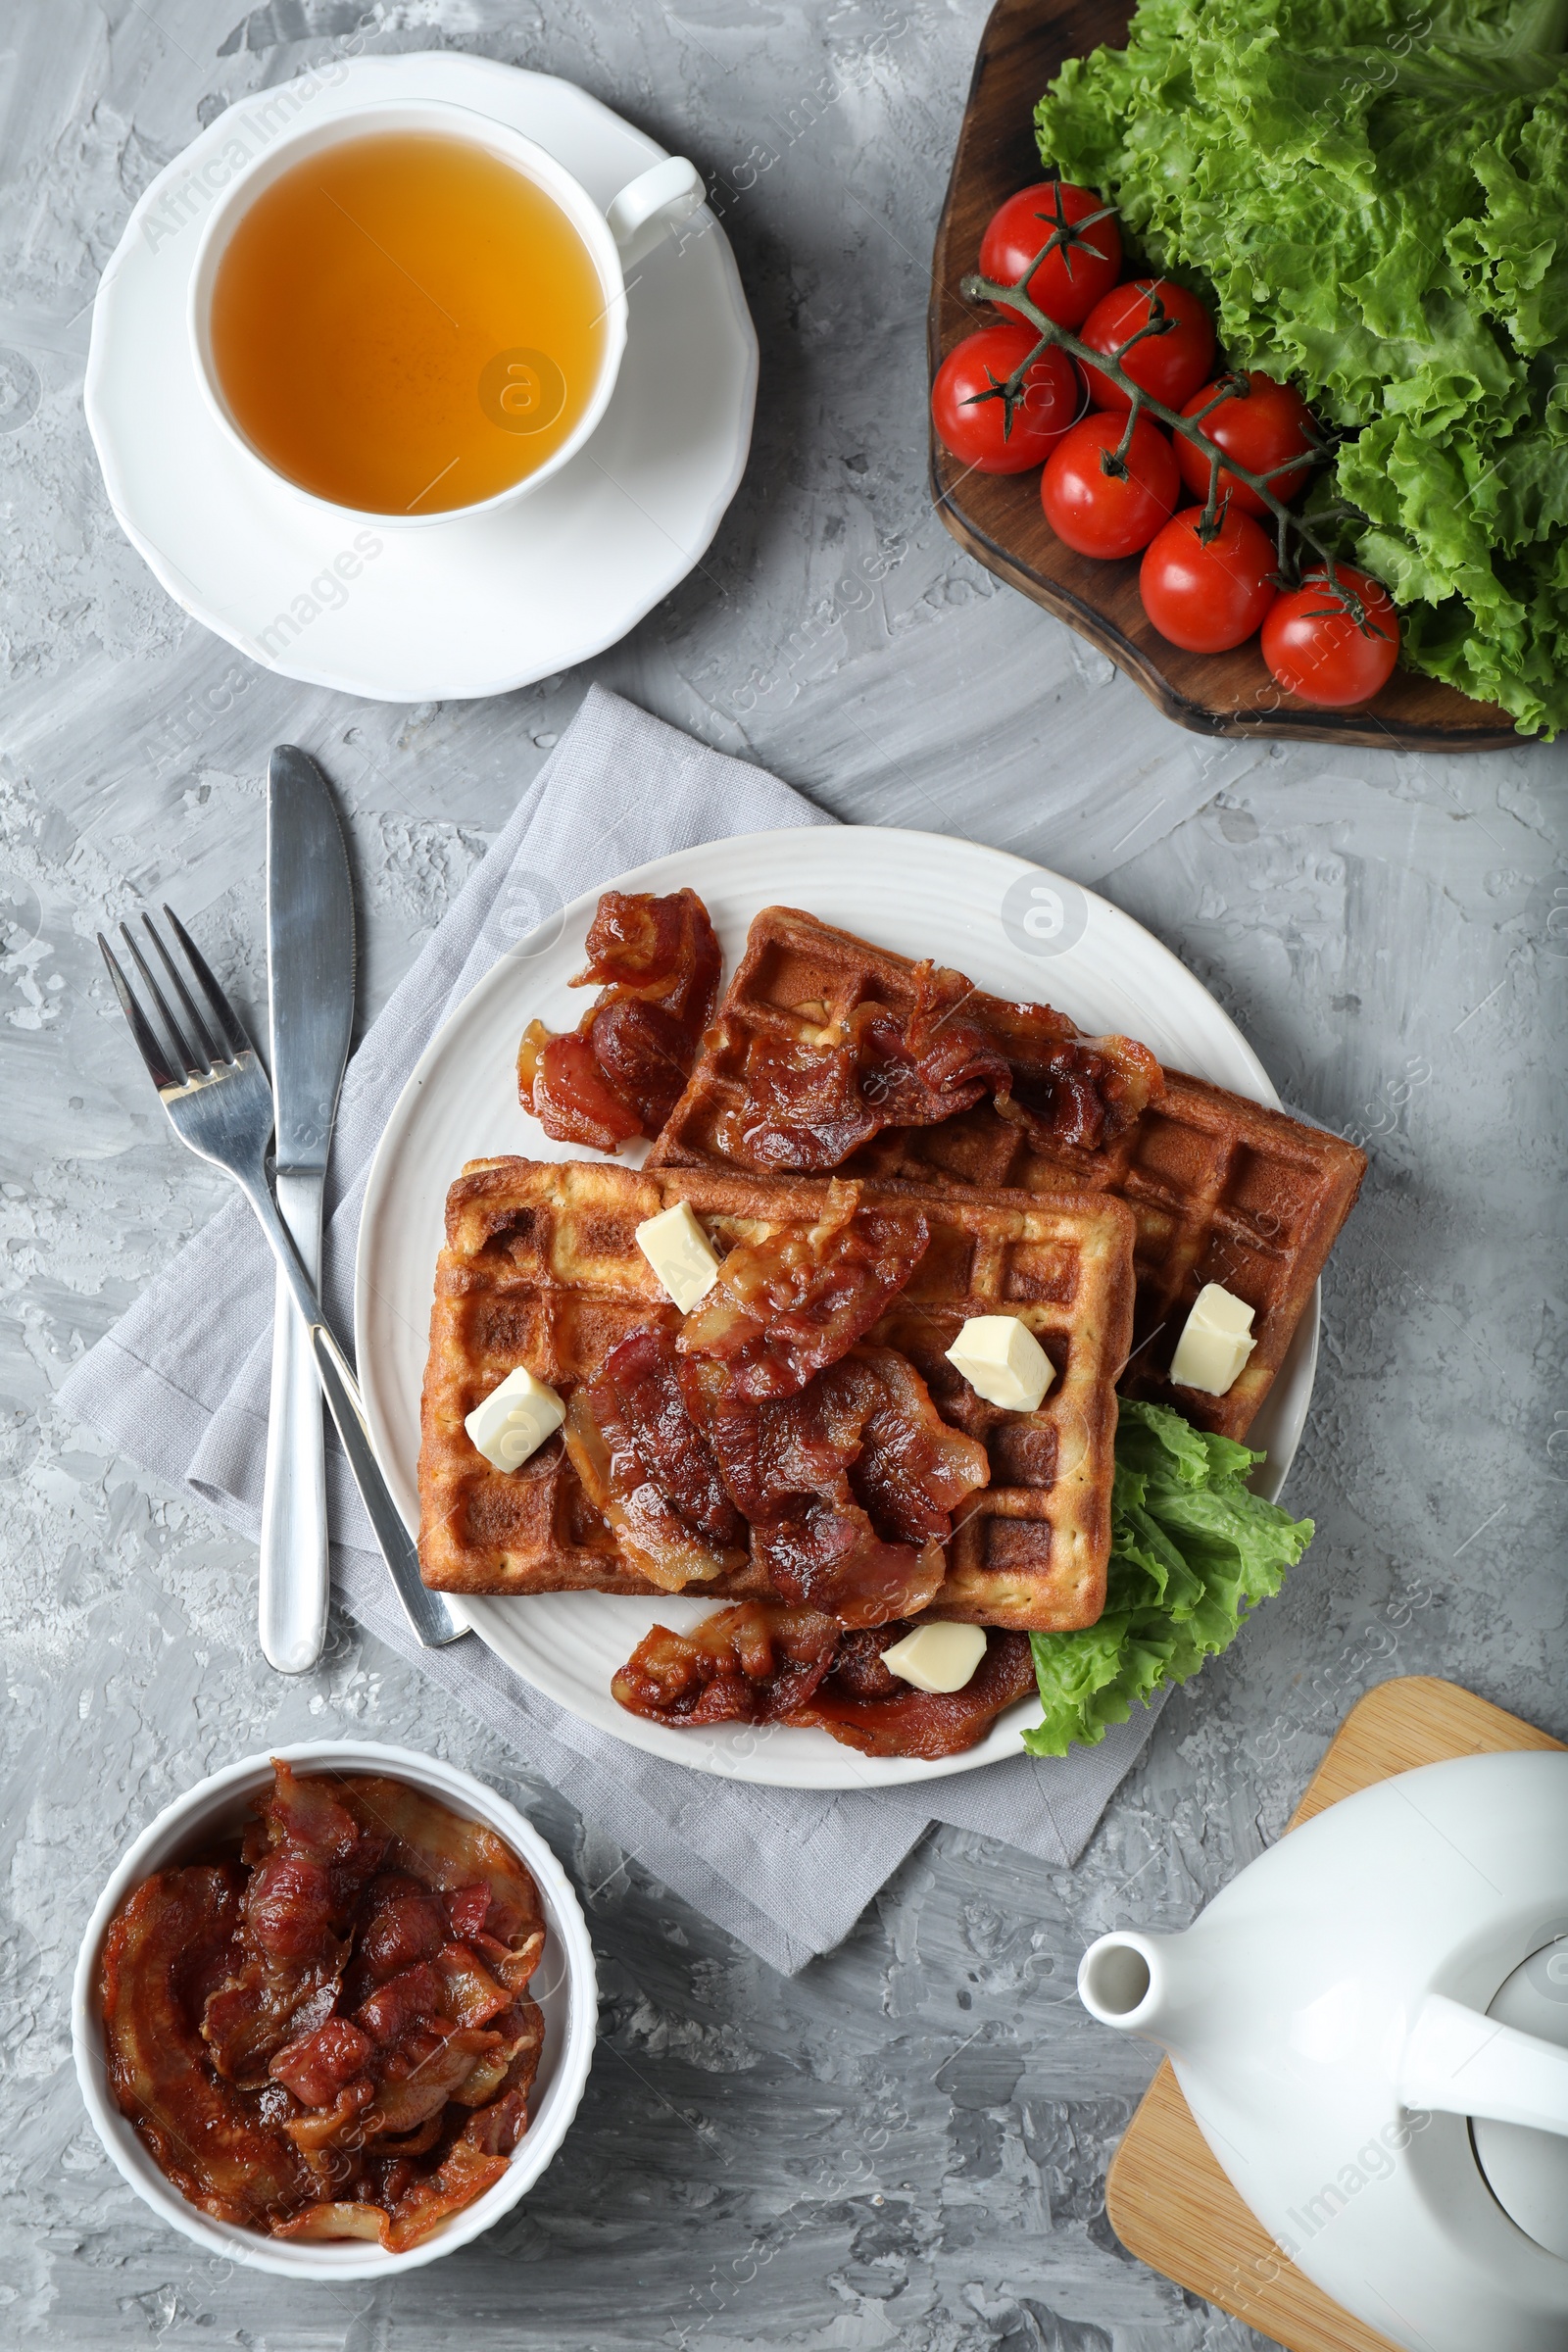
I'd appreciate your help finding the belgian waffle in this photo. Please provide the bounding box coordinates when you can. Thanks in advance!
[649,906,1366,1442]
[418,1156,1136,1630]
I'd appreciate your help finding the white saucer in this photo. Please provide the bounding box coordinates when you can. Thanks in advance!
[84,57,757,702]
[355,830,1317,1790]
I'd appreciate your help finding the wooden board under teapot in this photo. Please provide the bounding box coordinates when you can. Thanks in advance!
[1104,1676,1565,2352]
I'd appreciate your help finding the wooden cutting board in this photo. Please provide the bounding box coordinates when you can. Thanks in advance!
[928,0,1521,750]
[1104,1677,1565,2352]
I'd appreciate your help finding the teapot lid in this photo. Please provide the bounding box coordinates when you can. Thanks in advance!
[1472,1937,1568,2258]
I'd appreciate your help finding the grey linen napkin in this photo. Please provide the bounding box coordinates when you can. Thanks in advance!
[59,684,1160,1974]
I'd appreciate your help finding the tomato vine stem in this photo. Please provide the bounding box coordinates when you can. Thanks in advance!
[957,237,1372,624]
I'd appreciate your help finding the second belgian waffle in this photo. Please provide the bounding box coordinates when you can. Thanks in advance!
[650,906,1366,1441]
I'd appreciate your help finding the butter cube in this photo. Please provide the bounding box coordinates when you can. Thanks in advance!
[881,1621,988,1693]
[946,1314,1054,1412]
[636,1200,721,1311]
[466,1367,564,1472]
[1169,1283,1257,1396]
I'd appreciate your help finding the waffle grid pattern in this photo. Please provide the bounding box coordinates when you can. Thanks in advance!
[650,906,1366,1440]
[418,1156,1135,1629]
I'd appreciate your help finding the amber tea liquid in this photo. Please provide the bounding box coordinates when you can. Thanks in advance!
[210,130,608,514]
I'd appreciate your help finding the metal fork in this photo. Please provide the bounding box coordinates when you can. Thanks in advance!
[98,906,463,1651]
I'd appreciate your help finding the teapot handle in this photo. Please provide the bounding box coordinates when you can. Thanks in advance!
[1399,1992,1568,2137]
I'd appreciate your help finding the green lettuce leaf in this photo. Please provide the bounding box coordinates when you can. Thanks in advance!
[1033,0,1568,733]
[1022,1398,1313,1758]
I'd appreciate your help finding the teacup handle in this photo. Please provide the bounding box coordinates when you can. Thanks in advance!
[606,157,705,270]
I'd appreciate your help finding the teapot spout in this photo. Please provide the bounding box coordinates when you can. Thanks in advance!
[1078,1930,1208,2050]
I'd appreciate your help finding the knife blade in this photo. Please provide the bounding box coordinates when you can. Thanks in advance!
[259,744,356,1673]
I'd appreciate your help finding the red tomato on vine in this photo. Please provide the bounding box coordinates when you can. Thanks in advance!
[1079,280,1216,414]
[978,182,1122,331]
[1176,372,1318,516]
[1042,413,1180,559]
[931,325,1083,473]
[1260,567,1400,706]
[1139,506,1279,652]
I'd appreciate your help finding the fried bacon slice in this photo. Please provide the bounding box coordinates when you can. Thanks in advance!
[268,2015,373,2109]
[721,956,1161,1173]
[734,963,1009,1170]
[683,1345,988,1627]
[793,1619,1038,1758]
[551,1193,968,1620]
[563,1328,748,1593]
[677,1179,928,1401]
[612,1604,1036,1758]
[332,1776,547,1974]
[202,1761,380,2085]
[274,2134,514,2254]
[98,1763,550,2251]
[101,1864,311,2226]
[612,1603,841,1723]
[985,999,1162,1154]
[346,1872,450,2000]
[519,887,722,1151]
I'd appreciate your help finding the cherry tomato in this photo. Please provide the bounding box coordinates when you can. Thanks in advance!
[1139,506,1279,652]
[1261,567,1400,707]
[1079,279,1216,414]
[978,181,1122,331]
[931,325,1083,473]
[1176,372,1318,516]
[1042,413,1180,559]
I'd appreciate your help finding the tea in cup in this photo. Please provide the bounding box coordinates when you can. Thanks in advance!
[189,100,702,523]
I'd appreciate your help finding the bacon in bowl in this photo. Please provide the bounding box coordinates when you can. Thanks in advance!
[98,1759,548,2253]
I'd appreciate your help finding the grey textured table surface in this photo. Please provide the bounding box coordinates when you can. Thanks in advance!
[2,3,1564,2347]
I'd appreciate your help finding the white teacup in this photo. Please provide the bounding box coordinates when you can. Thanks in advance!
[187,97,704,527]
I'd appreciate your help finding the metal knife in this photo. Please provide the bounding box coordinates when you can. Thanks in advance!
[259,745,356,1673]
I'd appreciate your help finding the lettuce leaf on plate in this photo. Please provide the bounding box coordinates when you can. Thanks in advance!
[1033,0,1568,733]
[1023,1398,1313,1758]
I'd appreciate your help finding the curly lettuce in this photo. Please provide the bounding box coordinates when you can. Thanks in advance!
[1023,1399,1313,1757]
[1034,0,1568,733]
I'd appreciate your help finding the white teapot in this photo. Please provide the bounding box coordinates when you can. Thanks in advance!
[1078,1751,1568,2352]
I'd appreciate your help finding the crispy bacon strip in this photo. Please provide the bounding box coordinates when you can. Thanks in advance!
[562,1378,747,1593]
[722,956,1162,1172]
[847,1346,992,1542]
[269,2016,373,2108]
[752,1507,946,1629]
[986,1000,1162,1153]
[793,1620,1038,1758]
[202,1761,379,2085]
[682,1345,987,1627]
[677,1180,928,1400]
[593,1328,744,1544]
[612,1605,1036,1758]
[563,1326,748,1592]
[519,888,722,1151]
[347,1873,449,2001]
[331,1776,546,1966]
[731,963,1008,1170]
[612,1602,841,1723]
[101,1865,311,2226]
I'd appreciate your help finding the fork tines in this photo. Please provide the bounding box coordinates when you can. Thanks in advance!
[98,906,255,1092]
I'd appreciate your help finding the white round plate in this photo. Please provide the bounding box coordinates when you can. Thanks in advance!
[84,56,757,701]
[357,831,1317,1789]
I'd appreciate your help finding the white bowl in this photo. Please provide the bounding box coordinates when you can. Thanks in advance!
[72,1740,598,2278]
